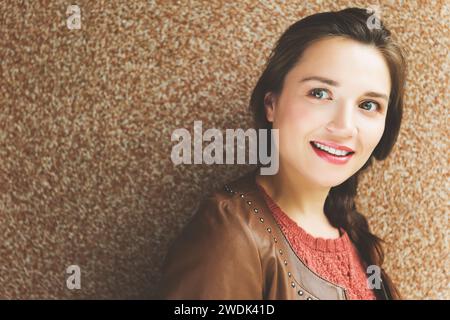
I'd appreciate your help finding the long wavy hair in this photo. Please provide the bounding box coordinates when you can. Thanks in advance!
[250,7,407,299]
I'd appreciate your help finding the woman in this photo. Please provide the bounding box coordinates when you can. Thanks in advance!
[158,7,406,300]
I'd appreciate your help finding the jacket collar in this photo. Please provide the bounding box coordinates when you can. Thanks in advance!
[224,168,389,300]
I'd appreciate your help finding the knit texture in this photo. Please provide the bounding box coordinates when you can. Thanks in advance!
[256,182,376,300]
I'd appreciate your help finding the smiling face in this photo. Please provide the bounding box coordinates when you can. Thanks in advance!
[265,36,391,187]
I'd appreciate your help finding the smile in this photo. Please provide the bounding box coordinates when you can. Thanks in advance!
[310,141,355,165]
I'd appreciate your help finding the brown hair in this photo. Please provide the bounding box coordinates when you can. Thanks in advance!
[249,7,407,299]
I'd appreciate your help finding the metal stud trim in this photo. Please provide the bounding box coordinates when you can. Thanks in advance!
[224,185,237,195]
[235,188,307,299]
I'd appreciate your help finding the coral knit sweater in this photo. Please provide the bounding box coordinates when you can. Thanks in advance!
[257,183,377,300]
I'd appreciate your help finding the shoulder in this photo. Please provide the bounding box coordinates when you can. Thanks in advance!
[158,169,264,299]
[163,169,261,255]
[190,168,260,228]
[166,168,263,266]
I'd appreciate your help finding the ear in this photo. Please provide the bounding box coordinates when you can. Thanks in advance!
[264,92,276,123]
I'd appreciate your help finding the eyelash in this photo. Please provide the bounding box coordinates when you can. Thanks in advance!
[308,88,382,112]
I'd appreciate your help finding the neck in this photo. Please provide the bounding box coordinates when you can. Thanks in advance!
[256,163,337,237]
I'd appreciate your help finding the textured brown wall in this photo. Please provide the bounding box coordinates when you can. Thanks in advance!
[0,0,448,299]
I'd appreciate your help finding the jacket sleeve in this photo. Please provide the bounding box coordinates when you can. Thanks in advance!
[157,195,263,299]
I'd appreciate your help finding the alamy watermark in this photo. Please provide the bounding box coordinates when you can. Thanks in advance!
[366,5,382,30]
[66,264,81,290]
[67,5,81,30]
[170,121,279,175]
[367,264,382,290]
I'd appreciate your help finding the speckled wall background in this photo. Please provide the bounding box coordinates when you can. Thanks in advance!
[0,0,448,299]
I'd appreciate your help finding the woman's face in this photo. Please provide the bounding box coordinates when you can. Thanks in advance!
[265,36,391,187]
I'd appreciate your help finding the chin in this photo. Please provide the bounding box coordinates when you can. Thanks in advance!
[300,169,349,188]
[317,177,349,188]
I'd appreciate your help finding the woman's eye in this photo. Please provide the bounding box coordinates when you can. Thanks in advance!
[309,88,331,100]
[360,101,380,112]
[307,90,382,112]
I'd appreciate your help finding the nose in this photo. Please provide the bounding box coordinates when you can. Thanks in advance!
[325,101,357,138]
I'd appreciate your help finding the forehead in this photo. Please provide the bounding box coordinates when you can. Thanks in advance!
[288,36,391,94]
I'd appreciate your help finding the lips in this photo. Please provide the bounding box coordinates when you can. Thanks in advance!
[310,140,355,153]
[309,141,355,165]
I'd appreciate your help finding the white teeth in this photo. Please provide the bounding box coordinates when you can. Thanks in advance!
[312,142,351,156]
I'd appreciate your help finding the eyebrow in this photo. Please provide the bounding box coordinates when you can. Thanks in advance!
[299,76,389,102]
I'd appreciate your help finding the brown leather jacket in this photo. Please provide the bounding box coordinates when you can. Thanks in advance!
[157,169,389,300]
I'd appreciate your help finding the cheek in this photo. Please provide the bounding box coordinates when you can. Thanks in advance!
[277,102,320,132]
[274,103,322,154]
[360,120,386,151]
